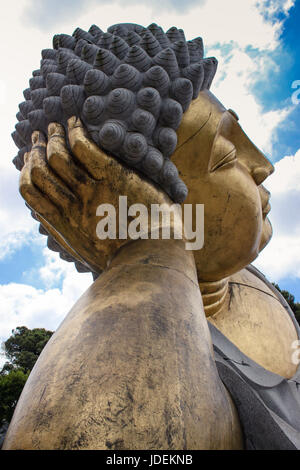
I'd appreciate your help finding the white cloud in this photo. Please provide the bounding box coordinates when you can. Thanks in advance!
[23,0,207,29]
[208,45,293,155]
[0,1,55,260]
[264,149,300,194]
[39,247,74,286]
[256,0,295,19]
[0,254,92,366]
[255,234,300,281]
[21,0,295,51]
[0,167,38,260]
[254,148,300,281]
[0,80,6,105]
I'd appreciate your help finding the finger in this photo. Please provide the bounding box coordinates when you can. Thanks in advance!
[19,163,61,228]
[35,212,89,266]
[31,129,47,152]
[29,130,77,209]
[47,122,92,193]
[68,116,115,179]
[24,151,31,165]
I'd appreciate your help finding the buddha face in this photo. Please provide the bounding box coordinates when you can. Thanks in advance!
[172,90,274,282]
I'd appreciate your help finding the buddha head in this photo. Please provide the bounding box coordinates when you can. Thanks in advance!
[11,22,274,282]
[172,91,274,280]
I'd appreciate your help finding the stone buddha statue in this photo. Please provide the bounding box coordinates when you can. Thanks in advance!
[4,22,300,450]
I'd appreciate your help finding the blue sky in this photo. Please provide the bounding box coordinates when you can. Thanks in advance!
[253,1,300,161]
[0,0,300,354]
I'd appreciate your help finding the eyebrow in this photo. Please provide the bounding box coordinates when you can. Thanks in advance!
[175,111,212,152]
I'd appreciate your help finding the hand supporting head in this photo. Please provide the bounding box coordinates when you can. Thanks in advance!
[20,118,184,274]
[13,22,274,281]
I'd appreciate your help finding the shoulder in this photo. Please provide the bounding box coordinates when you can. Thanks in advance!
[208,265,300,379]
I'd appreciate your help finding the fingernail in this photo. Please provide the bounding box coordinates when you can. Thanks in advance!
[68,116,81,129]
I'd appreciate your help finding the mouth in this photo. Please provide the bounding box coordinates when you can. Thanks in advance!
[262,202,271,218]
[259,186,271,219]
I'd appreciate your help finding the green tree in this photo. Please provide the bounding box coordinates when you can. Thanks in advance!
[0,369,29,425]
[272,283,300,325]
[2,326,53,373]
[0,326,53,427]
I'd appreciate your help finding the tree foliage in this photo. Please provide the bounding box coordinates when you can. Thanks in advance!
[272,283,300,325]
[0,326,53,427]
[0,369,29,425]
[2,326,53,372]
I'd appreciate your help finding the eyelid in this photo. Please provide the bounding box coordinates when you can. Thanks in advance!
[210,149,237,172]
[210,135,237,172]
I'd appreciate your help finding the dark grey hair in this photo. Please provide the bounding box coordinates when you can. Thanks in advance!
[12,22,218,275]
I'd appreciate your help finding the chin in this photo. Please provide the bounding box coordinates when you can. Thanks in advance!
[259,217,273,253]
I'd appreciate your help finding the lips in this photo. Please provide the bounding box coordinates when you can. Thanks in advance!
[262,202,271,217]
[259,186,271,218]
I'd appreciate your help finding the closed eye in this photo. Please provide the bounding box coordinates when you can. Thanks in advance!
[210,148,237,172]
[210,135,237,172]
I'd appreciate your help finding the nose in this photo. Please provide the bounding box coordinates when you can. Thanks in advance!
[222,111,275,186]
[252,166,274,186]
[237,129,275,186]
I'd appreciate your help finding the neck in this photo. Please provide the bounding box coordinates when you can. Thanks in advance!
[198,277,229,317]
